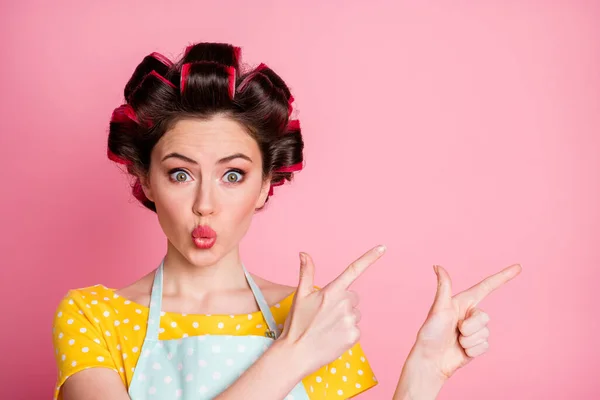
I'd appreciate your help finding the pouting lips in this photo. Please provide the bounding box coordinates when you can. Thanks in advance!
[192,225,216,239]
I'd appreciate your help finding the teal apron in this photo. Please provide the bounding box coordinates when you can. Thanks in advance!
[128,258,310,399]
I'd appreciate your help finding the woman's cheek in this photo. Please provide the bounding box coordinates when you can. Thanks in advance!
[223,191,258,232]
[155,194,190,241]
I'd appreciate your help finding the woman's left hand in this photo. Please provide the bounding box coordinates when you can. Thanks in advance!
[412,263,522,381]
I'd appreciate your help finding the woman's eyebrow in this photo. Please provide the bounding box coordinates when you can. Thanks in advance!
[217,153,253,164]
[161,152,253,164]
[161,152,198,164]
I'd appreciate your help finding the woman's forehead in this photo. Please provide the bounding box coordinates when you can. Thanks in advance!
[155,116,259,161]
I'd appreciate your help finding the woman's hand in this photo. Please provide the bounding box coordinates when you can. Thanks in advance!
[216,246,385,400]
[278,245,387,376]
[394,263,522,400]
[415,263,522,379]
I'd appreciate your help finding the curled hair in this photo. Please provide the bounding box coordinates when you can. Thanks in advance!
[107,42,304,212]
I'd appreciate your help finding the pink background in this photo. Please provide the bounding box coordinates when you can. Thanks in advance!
[1,1,599,399]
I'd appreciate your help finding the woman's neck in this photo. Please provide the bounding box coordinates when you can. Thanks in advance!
[161,241,249,299]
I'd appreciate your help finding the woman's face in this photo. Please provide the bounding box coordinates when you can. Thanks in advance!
[141,115,270,266]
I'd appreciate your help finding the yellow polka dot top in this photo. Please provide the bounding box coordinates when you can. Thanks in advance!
[52,285,378,399]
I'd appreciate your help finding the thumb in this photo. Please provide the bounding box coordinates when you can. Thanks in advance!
[296,252,315,297]
[430,265,453,312]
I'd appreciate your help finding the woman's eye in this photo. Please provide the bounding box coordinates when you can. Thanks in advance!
[170,170,191,183]
[223,171,244,183]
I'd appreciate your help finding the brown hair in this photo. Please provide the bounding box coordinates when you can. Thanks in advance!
[107,42,304,212]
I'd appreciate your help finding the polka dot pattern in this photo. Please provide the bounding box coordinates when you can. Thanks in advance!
[52,285,377,400]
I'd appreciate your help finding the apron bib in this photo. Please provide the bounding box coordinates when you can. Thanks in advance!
[128,258,310,400]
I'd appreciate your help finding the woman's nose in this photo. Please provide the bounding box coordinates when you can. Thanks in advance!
[192,179,216,216]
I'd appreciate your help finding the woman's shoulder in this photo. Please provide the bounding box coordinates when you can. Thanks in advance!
[253,276,296,306]
[253,275,321,304]
[56,284,119,308]
[53,283,141,325]
[55,267,155,313]
[252,276,320,324]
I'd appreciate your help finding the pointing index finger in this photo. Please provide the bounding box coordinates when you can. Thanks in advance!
[325,245,386,292]
[458,264,522,306]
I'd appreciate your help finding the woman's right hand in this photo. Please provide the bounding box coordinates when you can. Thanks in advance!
[277,245,387,376]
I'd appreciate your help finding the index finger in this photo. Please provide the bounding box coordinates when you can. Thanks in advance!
[325,245,387,292]
[458,263,522,306]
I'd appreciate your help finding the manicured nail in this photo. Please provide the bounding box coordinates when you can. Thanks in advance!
[377,245,387,254]
[299,252,306,266]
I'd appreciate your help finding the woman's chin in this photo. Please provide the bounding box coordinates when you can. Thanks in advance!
[185,243,222,266]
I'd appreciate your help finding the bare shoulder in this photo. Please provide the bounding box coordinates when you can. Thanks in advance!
[252,275,297,306]
[113,270,155,307]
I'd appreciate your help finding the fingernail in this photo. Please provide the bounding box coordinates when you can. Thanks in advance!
[433,265,439,275]
[299,252,306,266]
[377,245,386,254]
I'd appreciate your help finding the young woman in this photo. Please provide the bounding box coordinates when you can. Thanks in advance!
[52,42,521,400]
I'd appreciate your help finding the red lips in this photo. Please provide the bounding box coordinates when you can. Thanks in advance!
[191,225,217,250]
[192,225,216,239]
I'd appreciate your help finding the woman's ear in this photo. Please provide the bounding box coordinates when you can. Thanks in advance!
[256,174,272,209]
[139,174,155,202]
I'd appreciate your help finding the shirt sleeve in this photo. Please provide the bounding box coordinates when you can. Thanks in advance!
[52,290,118,400]
[303,342,378,399]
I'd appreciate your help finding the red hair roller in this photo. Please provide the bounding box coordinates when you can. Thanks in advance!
[149,52,174,68]
[110,104,139,124]
[288,94,295,116]
[148,70,176,89]
[268,180,285,196]
[227,66,236,99]
[287,119,300,132]
[132,179,147,203]
[180,63,192,95]
[237,63,268,93]
[273,161,303,174]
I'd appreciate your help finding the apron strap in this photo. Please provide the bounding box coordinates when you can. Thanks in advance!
[242,264,281,338]
[144,258,165,342]
[143,258,280,341]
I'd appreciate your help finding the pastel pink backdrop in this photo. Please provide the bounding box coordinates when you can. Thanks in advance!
[1,1,598,399]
